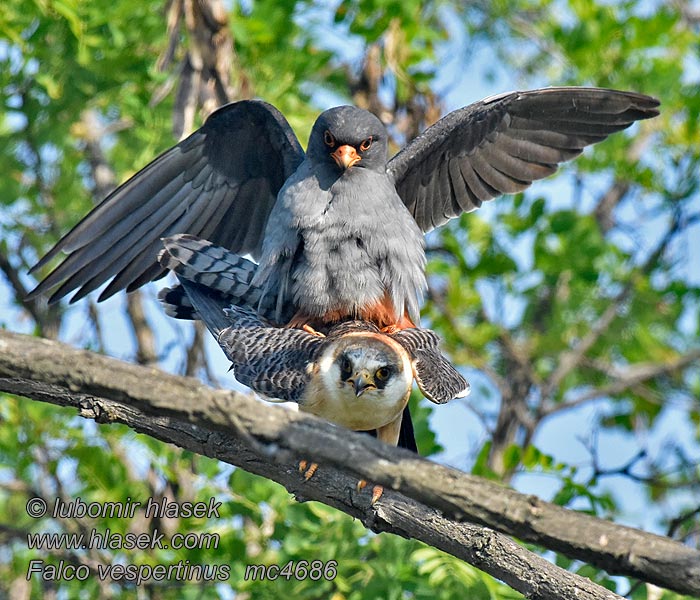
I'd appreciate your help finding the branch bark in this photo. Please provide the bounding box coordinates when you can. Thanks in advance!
[1,330,698,598]
[158,0,245,139]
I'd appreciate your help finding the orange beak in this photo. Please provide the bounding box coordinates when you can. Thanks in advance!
[331,145,361,170]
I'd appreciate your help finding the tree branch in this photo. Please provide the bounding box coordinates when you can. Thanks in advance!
[0,331,698,597]
[125,291,158,366]
[160,0,243,138]
[0,249,60,339]
[544,348,700,414]
[541,205,691,407]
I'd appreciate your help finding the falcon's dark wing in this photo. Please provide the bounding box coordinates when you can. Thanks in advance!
[386,87,660,232]
[174,280,322,403]
[392,328,469,404]
[27,100,305,304]
[215,305,324,404]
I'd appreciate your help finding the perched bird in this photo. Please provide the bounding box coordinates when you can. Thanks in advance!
[27,88,659,333]
[173,275,469,500]
[158,233,467,499]
[159,234,469,420]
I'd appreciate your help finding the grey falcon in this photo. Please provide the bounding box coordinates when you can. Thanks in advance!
[27,87,659,331]
[158,234,470,454]
[180,280,468,441]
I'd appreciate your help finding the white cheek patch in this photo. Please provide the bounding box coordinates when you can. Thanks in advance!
[381,371,413,405]
[318,351,335,374]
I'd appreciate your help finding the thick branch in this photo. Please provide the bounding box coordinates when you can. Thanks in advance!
[0,336,621,600]
[0,331,698,597]
[162,0,243,138]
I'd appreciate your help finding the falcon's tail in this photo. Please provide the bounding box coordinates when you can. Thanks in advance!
[397,406,418,453]
[176,279,232,337]
[157,234,288,323]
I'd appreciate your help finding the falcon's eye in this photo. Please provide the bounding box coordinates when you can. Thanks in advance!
[323,130,336,147]
[375,366,392,382]
[359,136,373,152]
[340,356,353,379]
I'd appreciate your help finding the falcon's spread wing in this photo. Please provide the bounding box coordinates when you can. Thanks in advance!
[391,328,470,404]
[171,280,321,403]
[216,315,384,403]
[216,306,324,404]
[387,87,660,232]
[27,100,305,304]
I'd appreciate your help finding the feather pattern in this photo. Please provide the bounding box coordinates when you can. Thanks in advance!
[387,87,659,231]
[157,234,286,322]
[27,100,304,303]
[29,88,658,335]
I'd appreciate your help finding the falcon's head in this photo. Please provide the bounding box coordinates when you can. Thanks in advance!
[308,333,413,431]
[307,106,388,173]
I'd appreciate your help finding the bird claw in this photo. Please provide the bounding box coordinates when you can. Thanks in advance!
[357,479,383,504]
[302,324,326,337]
[298,460,319,481]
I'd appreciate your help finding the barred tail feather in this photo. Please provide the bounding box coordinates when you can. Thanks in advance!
[157,234,288,322]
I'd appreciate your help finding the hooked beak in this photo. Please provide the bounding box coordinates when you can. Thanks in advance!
[331,145,361,170]
[349,372,374,397]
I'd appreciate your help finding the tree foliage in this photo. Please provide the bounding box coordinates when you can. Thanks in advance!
[0,0,698,598]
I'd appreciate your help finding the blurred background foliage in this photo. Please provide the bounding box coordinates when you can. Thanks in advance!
[0,0,698,598]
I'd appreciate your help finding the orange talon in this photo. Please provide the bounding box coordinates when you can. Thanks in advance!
[357,480,383,503]
[371,485,384,504]
[380,324,400,335]
[302,324,325,337]
[298,460,319,480]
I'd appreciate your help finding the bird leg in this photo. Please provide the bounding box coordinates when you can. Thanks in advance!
[286,311,327,336]
[380,324,401,335]
[356,480,384,504]
[376,415,403,446]
[298,459,383,502]
[356,414,404,504]
[379,313,415,335]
